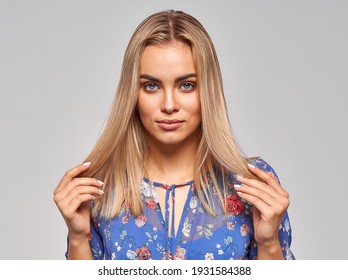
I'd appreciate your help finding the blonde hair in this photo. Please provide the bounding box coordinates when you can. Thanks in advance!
[81,10,257,219]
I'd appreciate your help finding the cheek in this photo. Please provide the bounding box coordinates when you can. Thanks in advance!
[196,100,202,114]
[194,106,202,125]
[137,95,153,122]
[189,97,202,118]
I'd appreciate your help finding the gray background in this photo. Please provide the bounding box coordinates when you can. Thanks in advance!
[0,0,347,259]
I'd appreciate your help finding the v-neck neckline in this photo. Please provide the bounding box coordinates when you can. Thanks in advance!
[143,177,194,257]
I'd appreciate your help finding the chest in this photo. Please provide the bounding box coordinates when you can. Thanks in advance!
[155,184,190,237]
[95,187,254,260]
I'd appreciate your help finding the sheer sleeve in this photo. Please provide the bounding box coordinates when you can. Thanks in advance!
[64,215,105,260]
[89,215,105,260]
[248,158,295,260]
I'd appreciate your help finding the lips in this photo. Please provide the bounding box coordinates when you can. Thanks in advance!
[157,119,184,130]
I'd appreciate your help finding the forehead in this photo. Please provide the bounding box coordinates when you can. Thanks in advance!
[140,42,195,76]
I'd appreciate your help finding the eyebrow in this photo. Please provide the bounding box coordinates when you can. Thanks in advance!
[140,73,197,83]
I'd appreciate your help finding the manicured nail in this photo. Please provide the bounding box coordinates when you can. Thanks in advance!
[83,162,91,166]
[99,189,104,194]
[236,175,244,180]
[234,184,242,189]
[237,191,243,196]
[97,180,104,185]
[247,163,255,169]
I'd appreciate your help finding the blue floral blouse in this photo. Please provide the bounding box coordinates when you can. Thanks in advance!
[69,158,294,260]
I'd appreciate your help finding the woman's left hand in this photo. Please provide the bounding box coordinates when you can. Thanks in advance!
[235,163,290,248]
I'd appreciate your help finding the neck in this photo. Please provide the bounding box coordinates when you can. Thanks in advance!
[145,136,200,184]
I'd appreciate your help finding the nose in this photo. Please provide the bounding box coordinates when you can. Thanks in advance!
[161,89,179,113]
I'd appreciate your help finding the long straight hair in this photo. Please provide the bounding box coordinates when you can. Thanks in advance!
[81,10,258,219]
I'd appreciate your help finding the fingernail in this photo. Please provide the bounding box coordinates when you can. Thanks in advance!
[83,162,91,166]
[97,180,104,185]
[237,191,243,196]
[236,175,244,180]
[99,189,104,194]
[247,163,255,169]
[234,184,242,189]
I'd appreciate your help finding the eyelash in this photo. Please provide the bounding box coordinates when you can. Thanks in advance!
[142,82,196,92]
[143,83,159,91]
[181,82,195,91]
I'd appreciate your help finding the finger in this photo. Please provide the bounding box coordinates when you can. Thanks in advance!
[235,176,285,201]
[252,205,261,227]
[236,183,290,213]
[59,194,96,220]
[247,163,279,186]
[57,185,103,215]
[54,177,104,202]
[237,191,287,222]
[246,164,289,197]
[234,184,277,207]
[55,184,104,206]
[54,162,92,195]
[237,192,272,219]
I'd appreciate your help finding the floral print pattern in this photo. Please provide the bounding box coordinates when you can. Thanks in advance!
[68,158,294,260]
[225,194,244,215]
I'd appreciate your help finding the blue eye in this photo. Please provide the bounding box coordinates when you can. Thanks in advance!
[180,82,195,91]
[144,83,158,91]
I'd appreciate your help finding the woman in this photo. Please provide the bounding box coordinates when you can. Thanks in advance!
[54,10,294,260]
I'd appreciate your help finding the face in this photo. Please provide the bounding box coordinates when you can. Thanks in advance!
[137,41,201,148]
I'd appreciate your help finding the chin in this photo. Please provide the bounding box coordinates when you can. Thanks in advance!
[157,138,183,146]
[148,134,184,146]
[147,129,201,148]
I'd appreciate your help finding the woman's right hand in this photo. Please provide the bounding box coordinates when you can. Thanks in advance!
[53,162,104,240]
